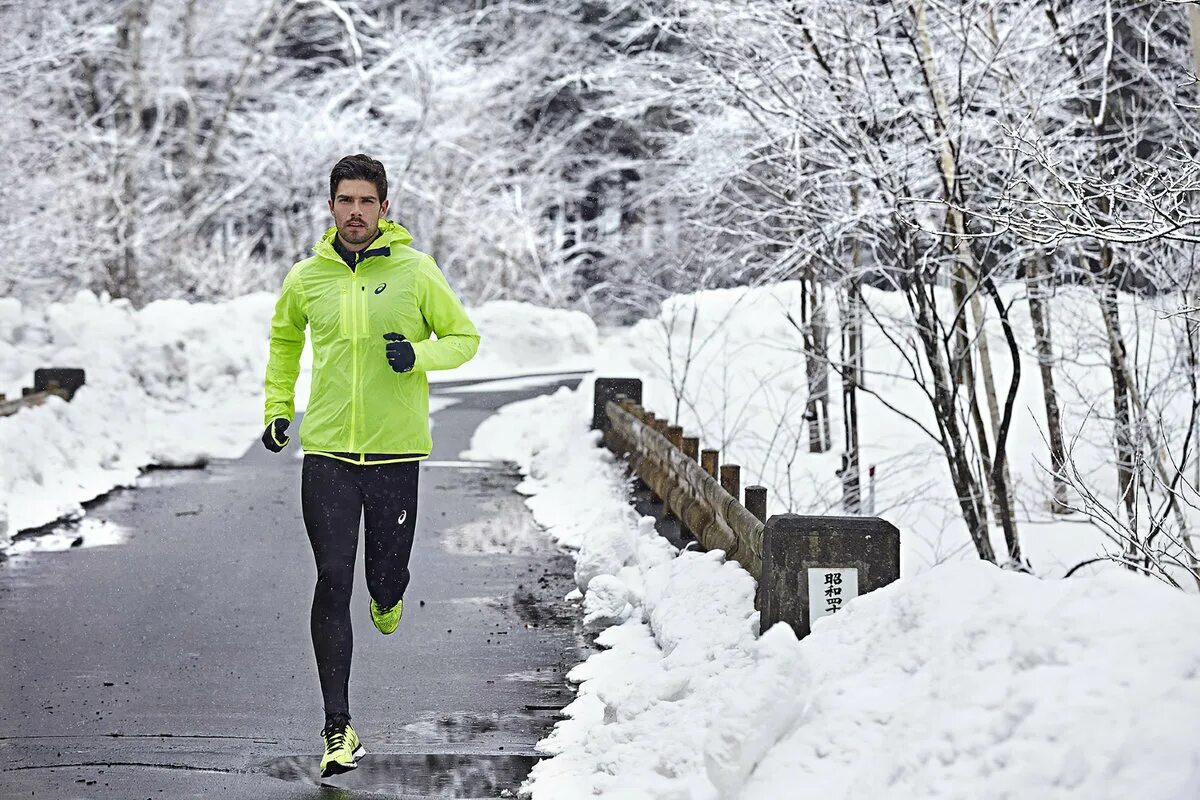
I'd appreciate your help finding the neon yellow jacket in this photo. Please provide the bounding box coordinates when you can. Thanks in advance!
[264,219,479,462]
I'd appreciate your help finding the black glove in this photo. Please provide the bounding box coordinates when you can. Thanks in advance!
[262,417,290,452]
[384,332,415,373]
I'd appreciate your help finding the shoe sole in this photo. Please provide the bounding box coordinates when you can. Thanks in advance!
[321,745,367,778]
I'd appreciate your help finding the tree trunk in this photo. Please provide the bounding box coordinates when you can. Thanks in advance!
[109,0,150,303]
[841,232,863,512]
[802,276,831,453]
[1025,255,1070,512]
[812,280,833,451]
[1098,273,1138,551]
[911,0,1018,554]
[910,273,996,562]
[180,0,200,208]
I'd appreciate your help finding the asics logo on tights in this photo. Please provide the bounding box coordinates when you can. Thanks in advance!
[397,509,407,525]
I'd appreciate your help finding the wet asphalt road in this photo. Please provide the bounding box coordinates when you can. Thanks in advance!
[0,374,589,799]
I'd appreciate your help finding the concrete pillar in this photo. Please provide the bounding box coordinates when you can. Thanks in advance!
[759,514,900,638]
[592,377,643,433]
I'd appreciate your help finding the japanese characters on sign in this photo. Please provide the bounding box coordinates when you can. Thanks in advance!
[807,567,860,624]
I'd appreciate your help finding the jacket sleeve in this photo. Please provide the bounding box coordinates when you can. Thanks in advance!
[412,256,480,372]
[263,270,308,424]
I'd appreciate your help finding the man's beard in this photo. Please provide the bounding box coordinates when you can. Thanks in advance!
[339,222,376,244]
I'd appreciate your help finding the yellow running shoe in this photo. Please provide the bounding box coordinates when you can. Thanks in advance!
[370,597,403,635]
[319,718,365,778]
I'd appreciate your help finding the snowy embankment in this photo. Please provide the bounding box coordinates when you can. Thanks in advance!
[467,386,1200,799]
[0,291,595,550]
[458,279,1200,797]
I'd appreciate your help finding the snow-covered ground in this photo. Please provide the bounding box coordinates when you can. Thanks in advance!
[467,385,1200,800]
[458,280,1200,798]
[0,291,594,550]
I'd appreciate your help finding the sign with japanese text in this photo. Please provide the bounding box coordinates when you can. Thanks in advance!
[807,567,859,623]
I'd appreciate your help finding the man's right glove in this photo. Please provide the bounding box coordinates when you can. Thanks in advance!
[384,332,416,373]
[262,417,290,452]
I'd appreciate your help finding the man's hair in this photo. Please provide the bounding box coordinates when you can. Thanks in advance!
[329,154,388,202]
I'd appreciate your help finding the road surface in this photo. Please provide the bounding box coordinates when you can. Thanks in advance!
[0,374,589,799]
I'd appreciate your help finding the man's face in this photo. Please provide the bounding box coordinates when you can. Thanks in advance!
[329,179,390,246]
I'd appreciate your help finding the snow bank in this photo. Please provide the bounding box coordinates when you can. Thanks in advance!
[0,291,274,546]
[0,292,598,550]
[741,562,1200,800]
[432,300,597,383]
[467,384,1200,800]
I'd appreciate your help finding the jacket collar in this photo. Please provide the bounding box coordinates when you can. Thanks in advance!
[312,218,414,265]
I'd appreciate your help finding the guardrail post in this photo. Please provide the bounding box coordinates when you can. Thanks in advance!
[745,486,767,522]
[682,436,699,461]
[34,367,86,400]
[666,425,683,449]
[760,514,900,638]
[720,464,740,499]
[701,449,719,479]
[593,377,643,433]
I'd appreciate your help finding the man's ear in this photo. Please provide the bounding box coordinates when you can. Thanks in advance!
[380,199,390,217]
[327,198,335,216]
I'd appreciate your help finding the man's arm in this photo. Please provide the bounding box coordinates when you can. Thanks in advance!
[264,270,308,424]
[411,256,480,371]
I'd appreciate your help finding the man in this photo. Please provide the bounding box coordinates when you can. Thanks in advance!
[261,154,480,778]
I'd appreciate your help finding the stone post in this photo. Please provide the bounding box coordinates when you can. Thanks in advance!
[34,367,86,401]
[759,514,900,638]
[592,377,643,434]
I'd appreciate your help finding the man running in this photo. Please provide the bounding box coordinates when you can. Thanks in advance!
[261,154,480,777]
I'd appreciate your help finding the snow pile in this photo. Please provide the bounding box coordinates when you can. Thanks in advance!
[467,385,1200,799]
[0,290,274,545]
[740,562,1200,799]
[433,300,597,383]
[0,292,599,550]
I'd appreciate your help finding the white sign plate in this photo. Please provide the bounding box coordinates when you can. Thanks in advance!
[807,567,859,623]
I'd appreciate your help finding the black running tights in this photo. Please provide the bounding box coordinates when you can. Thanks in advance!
[300,455,419,720]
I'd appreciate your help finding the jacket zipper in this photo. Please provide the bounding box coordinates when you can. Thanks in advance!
[351,271,360,452]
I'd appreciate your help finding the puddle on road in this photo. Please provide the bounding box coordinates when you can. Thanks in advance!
[261,752,537,798]
[437,465,558,557]
[441,495,555,556]
[393,709,566,748]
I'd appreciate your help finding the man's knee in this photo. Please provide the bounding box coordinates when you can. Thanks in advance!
[314,567,354,604]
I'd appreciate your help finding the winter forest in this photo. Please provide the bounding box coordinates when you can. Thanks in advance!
[5,0,1200,588]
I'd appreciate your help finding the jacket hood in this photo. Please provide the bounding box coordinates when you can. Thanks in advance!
[313,218,414,260]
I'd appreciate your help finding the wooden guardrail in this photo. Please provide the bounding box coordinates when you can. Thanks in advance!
[601,393,767,579]
[593,376,901,639]
[0,368,86,418]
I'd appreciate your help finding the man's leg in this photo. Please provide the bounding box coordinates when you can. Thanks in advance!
[361,461,420,611]
[300,455,363,721]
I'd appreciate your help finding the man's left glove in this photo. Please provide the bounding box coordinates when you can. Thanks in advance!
[262,417,290,453]
[384,332,415,373]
